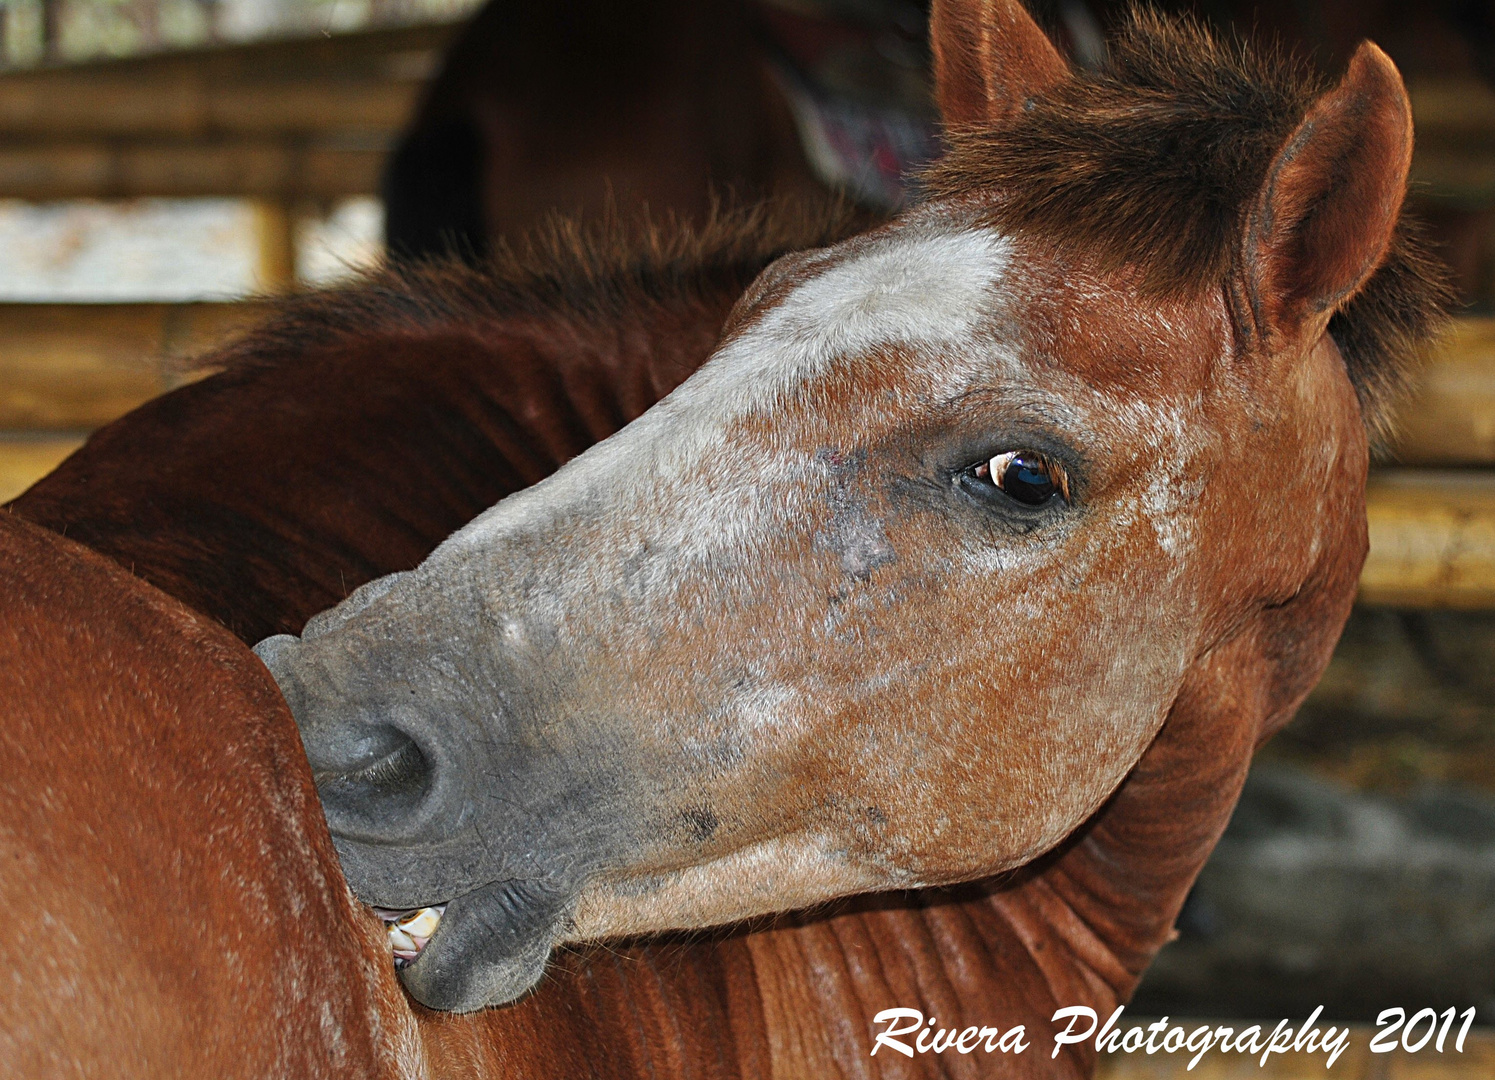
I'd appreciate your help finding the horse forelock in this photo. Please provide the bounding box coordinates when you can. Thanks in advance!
[918,7,1454,448]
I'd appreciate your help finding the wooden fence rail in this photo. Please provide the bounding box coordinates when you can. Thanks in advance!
[0,23,450,136]
[0,23,451,200]
[1394,318,1495,465]
[0,140,389,200]
[1363,471,1495,608]
[0,301,256,429]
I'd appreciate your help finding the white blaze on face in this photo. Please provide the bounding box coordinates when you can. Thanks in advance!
[698,221,1015,411]
[445,221,1014,557]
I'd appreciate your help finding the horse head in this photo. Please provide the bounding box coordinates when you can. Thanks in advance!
[256,0,1445,1012]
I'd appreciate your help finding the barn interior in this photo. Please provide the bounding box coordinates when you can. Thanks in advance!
[0,0,1491,1075]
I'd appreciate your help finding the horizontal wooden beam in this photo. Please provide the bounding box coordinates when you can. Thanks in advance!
[0,24,450,200]
[0,24,451,140]
[1393,318,1495,465]
[0,139,388,199]
[0,44,1483,206]
[5,310,1490,457]
[1361,470,1495,609]
[0,304,1490,608]
[4,140,1478,205]
[0,302,258,429]
[1409,149,1495,205]
[0,434,84,503]
[2,50,1479,205]
[1410,78,1495,146]
[1406,79,1495,202]
[0,80,423,142]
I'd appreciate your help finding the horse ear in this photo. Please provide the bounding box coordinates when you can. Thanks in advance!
[929,0,1068,129]
[1243,42,1412,345]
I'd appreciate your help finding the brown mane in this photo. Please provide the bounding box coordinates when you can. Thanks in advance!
[920,7,1455,447]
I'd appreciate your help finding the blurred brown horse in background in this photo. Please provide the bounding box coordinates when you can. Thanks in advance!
[389,0,1491,305]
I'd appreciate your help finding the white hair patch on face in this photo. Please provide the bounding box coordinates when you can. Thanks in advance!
[443,224,1011,555]
[679,223,1014,419]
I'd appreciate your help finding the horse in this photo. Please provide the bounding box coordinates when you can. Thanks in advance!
[5,2,1450,1073]
[8,193,1206,1079]
[250,0,1451,1016]
[382,0,830,263]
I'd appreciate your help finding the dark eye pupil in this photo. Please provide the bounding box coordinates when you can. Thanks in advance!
[1002,456,1057,505]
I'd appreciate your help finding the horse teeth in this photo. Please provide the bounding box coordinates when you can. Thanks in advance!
[379,905,445,965]
[388,926,419,954]
[397,907,443,939]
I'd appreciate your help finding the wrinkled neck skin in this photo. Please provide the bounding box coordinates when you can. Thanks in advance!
[257,202,1368,1011]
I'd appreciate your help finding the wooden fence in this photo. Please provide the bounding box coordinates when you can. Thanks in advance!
[0,23,454,290]
[0,23,451,200]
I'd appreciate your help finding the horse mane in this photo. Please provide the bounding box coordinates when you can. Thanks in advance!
[208,196,866,374]
[919,7,1456,449]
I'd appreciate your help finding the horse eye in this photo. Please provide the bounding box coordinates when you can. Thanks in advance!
[972,451,1071,506]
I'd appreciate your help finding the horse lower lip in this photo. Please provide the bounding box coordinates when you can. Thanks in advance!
[374,905,446,967]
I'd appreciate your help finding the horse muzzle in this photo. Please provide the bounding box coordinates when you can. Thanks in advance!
[253,630,611,1009]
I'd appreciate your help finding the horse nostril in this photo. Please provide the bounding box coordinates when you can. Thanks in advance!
[312,724,435,837]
